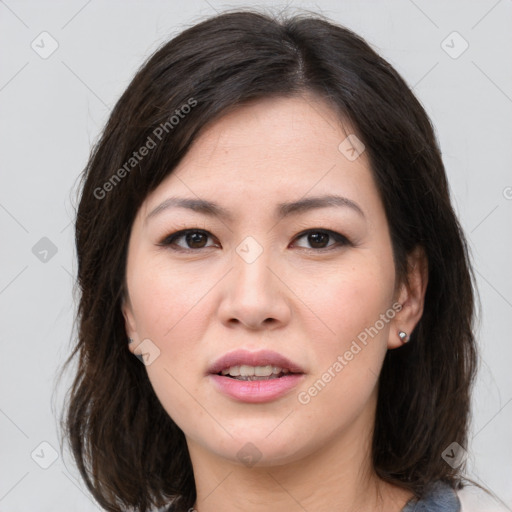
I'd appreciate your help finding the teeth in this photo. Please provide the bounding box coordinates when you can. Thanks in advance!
[220,365,289,377]
[221,365,240,376]
[240,364,256,376]
[254,365,272,376]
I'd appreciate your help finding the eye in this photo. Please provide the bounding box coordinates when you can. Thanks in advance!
[292,229,350,251]
[158,228,351,252]
[158,229,218,251]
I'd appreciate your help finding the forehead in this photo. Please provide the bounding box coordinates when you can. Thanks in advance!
[183,94,355,169]
[140,94,381,221]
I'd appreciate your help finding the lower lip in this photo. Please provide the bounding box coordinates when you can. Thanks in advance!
[209,374,305,403]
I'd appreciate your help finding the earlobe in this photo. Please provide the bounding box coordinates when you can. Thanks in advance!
[121,295,138,353]
[388,245,429,349]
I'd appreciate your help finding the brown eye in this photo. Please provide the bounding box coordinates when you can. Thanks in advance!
[160,230,217,250]
[159,228,350,252]
[306,232,330,248]
[293,229,350,250]
[184,232,209,248]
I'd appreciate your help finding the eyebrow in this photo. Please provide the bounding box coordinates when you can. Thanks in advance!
[146,194,365,223]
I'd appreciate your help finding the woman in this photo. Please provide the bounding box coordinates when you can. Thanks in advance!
[61,9,484,512]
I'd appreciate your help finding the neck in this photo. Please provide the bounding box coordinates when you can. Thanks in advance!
[186,398,413,512]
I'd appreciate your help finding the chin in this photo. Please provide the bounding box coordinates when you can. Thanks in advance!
[194,423,316,468]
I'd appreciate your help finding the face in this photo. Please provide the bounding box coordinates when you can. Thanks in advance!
[123,94,417,468]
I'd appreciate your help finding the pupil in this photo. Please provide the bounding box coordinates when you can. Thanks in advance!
[187,232,206,248]
[309,232,329,248]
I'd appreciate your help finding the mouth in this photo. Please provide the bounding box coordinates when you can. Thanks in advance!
[208,348,305,377]
[217,364,297,381]
[208,349,306,403]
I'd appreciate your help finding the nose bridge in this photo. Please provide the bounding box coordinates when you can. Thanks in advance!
[220,233,290,328]
[232,234,275,300]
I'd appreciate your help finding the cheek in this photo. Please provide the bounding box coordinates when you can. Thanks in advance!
[303,257,395,349]
[129,256,210,343]
[126,258,214,424]
[298,255,395,408]
[127,260,211,429]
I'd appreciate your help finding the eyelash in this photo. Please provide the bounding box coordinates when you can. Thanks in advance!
[157,228,351,253]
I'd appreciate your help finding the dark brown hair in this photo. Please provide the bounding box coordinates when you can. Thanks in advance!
[59,8,479,512]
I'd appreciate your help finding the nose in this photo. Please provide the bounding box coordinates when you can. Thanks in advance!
[217,243,292,331]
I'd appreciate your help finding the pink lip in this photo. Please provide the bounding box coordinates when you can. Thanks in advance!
[209,374,305,403]
[207,349,306,403]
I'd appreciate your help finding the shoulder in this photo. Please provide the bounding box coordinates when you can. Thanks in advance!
[402,481,510,512]
[402,481,461,511]
[155,483,510,512]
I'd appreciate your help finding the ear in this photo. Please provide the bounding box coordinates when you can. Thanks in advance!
[388,245,429,349]
[121,294,139,355]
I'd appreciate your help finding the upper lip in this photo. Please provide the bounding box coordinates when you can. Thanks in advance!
[208,349,305,375]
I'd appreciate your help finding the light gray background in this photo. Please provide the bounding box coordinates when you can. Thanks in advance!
[1,0,511,510]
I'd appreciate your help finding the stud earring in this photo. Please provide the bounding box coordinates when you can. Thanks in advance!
[128,337,134,344]
[398,331,409,343]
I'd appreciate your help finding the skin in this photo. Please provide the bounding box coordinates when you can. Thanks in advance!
[122,94,428,512]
